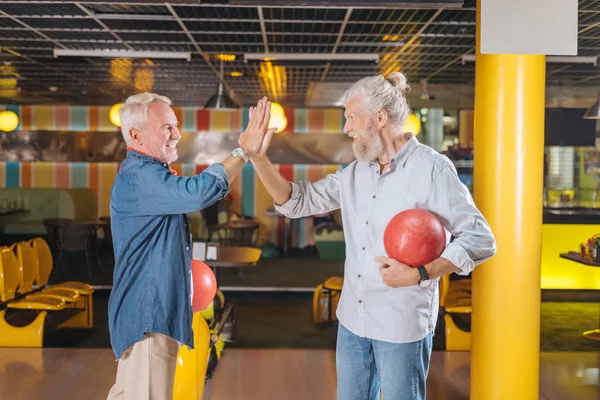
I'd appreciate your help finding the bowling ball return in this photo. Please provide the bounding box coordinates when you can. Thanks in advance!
[202,289,235,379]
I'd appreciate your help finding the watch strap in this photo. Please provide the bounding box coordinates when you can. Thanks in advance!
[416,265,429,282]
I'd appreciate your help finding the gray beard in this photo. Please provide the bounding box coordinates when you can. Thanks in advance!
[352,132,384,163]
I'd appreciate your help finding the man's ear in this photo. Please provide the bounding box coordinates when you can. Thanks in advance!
[130,128,142,145]
[377,109,388,129]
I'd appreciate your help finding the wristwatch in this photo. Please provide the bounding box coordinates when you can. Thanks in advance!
[231,148,249,163]
[417,266,431,288]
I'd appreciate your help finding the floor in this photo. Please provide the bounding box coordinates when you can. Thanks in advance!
[41,289,600,353]
[0,348,597,400]
[2,246,597,399]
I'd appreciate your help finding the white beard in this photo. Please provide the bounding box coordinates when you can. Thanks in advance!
[352,122,384,162]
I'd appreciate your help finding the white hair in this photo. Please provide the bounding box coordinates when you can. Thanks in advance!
[119,92,172,145]
[344,72,412,130]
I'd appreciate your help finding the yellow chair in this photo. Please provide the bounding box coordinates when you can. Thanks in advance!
[29,237,94,295]
[0,246,66,347]
[439,275,472,351]
[312,276,343,324]
[173,312,211,400]
[11,242,80,304]
[29,237,94,328]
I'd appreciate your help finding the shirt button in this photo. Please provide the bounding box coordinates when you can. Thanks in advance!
[358,300,362,304]
[365,221,369,225]
[186,246,189,250]
[357,274,361,278]
[373,195,376,199]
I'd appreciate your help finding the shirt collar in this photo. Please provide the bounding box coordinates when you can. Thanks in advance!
[126,147,178,176]
[368,135,420,169]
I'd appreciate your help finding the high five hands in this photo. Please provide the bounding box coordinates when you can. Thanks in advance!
[238,96,277,159]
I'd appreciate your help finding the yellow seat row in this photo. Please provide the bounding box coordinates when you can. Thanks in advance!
[312,274,474,351]
[312,276,343,325]
[0,237,94,347]
[439,275,472,350]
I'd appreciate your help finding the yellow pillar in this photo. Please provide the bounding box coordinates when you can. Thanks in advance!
[471,0,545,399]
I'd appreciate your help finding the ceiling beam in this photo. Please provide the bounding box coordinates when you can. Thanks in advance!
[426,53,470,81]
[74,2,131,49]
[566,74,600,86]
[321,7,353,82]
[257,6,270,53]
[2,14,469,26]
[68,3,190,95]
[547,65,572,78]
[380,8,445,76]
[0,16,482,27]
[0,10,67,50]
[0,46,119,101]
[245,53,379,61]
[164,3,236,102]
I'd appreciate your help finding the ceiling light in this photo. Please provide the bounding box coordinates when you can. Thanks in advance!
[54,49,191,61]
[204,82,238,111]
[0,111,19,132]
[204,59,238,111]
[382,35,400,41]
[230,72,244,77]
[216,54,237,62]
[110,103,122,127]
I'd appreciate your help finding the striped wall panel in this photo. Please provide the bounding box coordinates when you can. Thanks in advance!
[0,162,342,249]
[1,105,346,134]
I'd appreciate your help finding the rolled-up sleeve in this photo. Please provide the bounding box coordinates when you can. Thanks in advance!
[135,163,230,216]
[427,165,496,275]
[274,169,342,219]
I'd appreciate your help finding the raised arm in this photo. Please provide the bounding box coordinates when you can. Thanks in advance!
[220,97,277,184]
[131,163,230,216]
[251,145,342,218]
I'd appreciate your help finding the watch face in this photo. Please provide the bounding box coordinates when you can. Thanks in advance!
[419,279,431,288]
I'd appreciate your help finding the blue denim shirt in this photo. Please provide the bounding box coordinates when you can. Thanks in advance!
[108,150,229,359]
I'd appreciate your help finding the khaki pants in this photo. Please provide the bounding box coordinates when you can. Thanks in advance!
[107,332,181,400]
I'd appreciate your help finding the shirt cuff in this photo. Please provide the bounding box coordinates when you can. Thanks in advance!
[440,243,475,276]
[205,163,230,195]
[274,182,300,216]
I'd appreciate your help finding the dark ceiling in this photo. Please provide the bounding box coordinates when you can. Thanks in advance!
[0,0,599,108]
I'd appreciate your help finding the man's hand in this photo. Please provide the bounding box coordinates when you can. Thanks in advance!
[376,256,420,288]
[238,97,277,157]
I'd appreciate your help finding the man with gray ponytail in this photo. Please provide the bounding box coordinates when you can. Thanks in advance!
[107,94,275,399]
[250,73,496,399]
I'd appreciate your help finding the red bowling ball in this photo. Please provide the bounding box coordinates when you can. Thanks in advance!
[191,259,217,312]
[383,209,446,267]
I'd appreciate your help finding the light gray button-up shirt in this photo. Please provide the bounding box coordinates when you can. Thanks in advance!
[275,136,496,343]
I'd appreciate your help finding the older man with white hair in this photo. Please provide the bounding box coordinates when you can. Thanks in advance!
[106,93,275,399]
[249,73,496,400]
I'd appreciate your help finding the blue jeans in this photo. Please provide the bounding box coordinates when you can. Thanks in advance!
[336,324,433,400]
